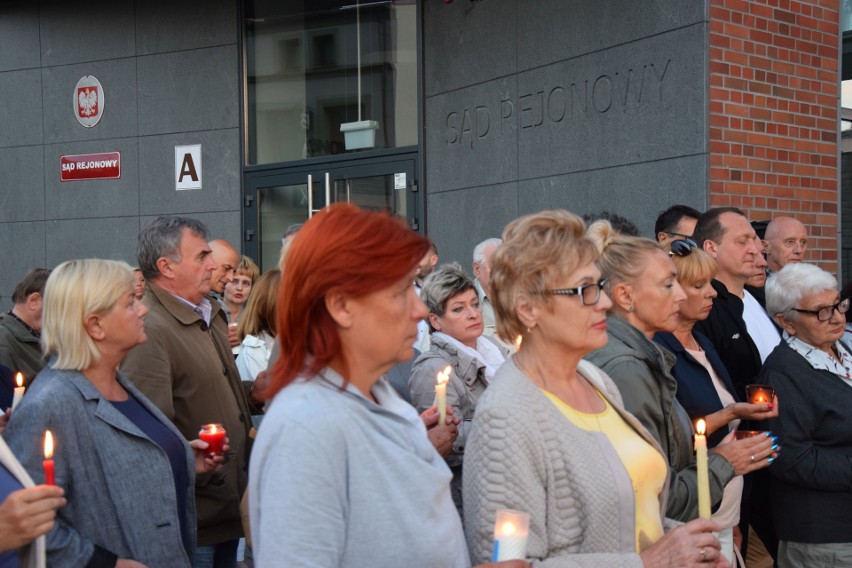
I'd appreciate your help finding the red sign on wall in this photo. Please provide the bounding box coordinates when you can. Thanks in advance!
[60,152,121,182]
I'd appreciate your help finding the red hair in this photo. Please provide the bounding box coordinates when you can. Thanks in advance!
[264,203,429,398]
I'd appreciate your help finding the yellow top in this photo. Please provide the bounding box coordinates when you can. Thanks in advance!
[543,389,667,552]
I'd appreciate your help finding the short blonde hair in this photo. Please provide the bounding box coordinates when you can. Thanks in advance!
[235,256,260,283]
[42,259,134,371]
[672,247,717,287]
[491,210,598,342]
[586,220,663,287]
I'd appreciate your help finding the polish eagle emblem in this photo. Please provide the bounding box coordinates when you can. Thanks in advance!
[77,87,98,118]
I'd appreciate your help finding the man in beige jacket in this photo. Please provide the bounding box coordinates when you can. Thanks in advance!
[122,216,253,568]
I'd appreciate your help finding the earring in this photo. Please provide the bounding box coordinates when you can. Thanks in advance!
[628,305,635,312]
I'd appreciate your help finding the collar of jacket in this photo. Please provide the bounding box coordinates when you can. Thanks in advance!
[146,281,223,327]
[425,334,484,387]
[710,279,745,315]
[0,312,40,343]
[605,314,676,374]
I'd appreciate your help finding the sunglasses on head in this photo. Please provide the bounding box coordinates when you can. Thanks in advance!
[668,239,698,257]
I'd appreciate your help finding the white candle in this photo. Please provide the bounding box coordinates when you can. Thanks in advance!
[435,366,450,424]
[11,372,25,411]
[695,418,711,519]
[492,509,530,561]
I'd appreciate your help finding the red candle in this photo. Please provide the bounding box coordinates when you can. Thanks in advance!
[43,430,55,486]
[199,424,226,457]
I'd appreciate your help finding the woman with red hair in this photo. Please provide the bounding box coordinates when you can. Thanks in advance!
[248,203,526,568]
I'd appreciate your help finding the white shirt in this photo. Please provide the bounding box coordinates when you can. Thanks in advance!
[741,291,781,363]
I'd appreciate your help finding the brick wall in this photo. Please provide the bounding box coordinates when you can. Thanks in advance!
[709,0,839,272]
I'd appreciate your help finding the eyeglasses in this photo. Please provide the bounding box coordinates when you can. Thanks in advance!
[668,238,698,257]
[544,278,609,306]
[665,231,693,240]
[792,298,851,322]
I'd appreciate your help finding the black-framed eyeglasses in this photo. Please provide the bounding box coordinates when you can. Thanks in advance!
[665,231,693,240]
[668,238,698,257]
[792,297,851,322]
[543,278,609,306]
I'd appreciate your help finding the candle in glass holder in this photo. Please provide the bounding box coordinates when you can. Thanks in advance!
[492,509,530,561]
[199,424,226,457]
[694,419,710,519]
[11,372,25,410]
[746,384,775,405]
[434,366,451,424]
[735,430,764,440]
[43,430,55,486]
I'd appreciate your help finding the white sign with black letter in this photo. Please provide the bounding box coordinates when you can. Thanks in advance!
[175,144,202,190]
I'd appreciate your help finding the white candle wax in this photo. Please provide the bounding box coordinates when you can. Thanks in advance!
[695,418,711,519]
[10,372,25,411]
[435,366,450,424]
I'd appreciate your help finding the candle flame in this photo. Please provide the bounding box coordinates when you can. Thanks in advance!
[209,424,219,434]
[15,372,23,388]
[501,521,517,536]
[44,430,54,459]
[696,419,706,436]
[515,335,522,350]
[436,366,451,386]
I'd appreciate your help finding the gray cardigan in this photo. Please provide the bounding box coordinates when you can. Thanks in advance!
[586,315,734,521]
[464,357,673,567]
[4,365,196,567]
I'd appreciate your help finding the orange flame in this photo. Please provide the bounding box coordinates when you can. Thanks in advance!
[15,372,23,388]
[44,430,54,459]
[515,335,523,350]
[436,366,451,386]
[696,419,706,436]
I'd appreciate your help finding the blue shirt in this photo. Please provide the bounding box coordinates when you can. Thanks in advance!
[0,462,23,567]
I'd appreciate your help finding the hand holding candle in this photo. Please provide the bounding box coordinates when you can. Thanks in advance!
[746,384,775,406]
[199,424,226,457]
[434,366,451,425]
[492,509,530,561]
[694,419,710,520]
[11,372,25,411]
[43,430,55,486]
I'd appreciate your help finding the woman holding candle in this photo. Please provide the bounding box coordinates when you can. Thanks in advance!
[4,259,226,568]
[408,263,508,513]
[760,263,852,566]
[585,223,776,523]
[653,240,779,563]
[249,203,525,568]
[465,210,728,566]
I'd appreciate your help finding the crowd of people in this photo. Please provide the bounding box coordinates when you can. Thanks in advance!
[0,201,849,568]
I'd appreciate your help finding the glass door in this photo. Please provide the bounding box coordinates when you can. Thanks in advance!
[244,158,417,271]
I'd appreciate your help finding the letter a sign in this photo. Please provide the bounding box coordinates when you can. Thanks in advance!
[175,145,202,190]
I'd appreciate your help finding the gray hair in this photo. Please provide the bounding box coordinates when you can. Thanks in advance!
[137,216,210,281]
[765,263,837,321]
[473,238,502,265]
[420,263,476,333]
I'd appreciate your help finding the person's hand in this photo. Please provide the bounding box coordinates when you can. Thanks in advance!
[712,431,779,476]
[227,323,240,348]
[475,561,531,568]
[0,485,66,552]
[729,395,779,422]
[421,406,459,457]
[0,408,10,435]
[640,518,730,567]
[189,438,230,474]
[116,560,148,568]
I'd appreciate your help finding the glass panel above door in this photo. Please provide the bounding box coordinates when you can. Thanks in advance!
[244,0,418,165]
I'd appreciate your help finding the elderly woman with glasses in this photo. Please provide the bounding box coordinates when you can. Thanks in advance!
[654,239,778,564]
[465,210,731,567]
[408,264,508,513]
[759,263,852,567]
[585,225,776,524]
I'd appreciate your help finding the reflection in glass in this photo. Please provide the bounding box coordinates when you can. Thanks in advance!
[245,1,418,165]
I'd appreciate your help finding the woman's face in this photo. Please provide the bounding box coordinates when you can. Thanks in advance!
[784,289,846,352]
[132,271,146,299]
[629,250,687,336]
[429,288,483,349]
[225,273,253,306]
[98,286,148,353]
[534,261,612,356]
[344,270,428,374]
[678,276,717,325]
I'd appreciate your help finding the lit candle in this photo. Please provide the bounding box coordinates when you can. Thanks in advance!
[694,419,710,519]
[43,430,55,486]
[746,384,775,405]
[514,335,523,351]
[199,424,226,457]
[492,509,530,561]
[11,372,25,410]
[434,366,451,424]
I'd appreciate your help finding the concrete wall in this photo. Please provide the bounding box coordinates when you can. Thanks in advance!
[422,0,709,267]
[0,0,241,310]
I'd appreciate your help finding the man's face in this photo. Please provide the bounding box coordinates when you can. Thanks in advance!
[707,213,759,283]
[170,229,218,304]
[209,241,239,294]
[473,245,498,295]
[764,218,808,273]
[416,250,438,282]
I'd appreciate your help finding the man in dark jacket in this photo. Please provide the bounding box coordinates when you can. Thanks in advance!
[0,268,51,382]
